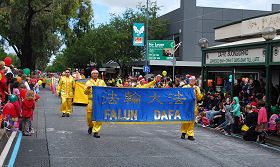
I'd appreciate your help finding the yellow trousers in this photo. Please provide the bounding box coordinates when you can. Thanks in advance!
[60,97,73,114]
[86,101,102,133]
[181,122,195,137]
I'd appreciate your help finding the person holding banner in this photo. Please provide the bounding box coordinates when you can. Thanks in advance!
[181,76,203,140]
[84,70,106,138]
[136,77,158,88]
[58,68,75,117]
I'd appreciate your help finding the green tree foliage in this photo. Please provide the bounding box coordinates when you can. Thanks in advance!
[60,1,167,74]
[0,0,93,70]
[0,46,21,67]
[45,53,67,72]
[0,45,5,58]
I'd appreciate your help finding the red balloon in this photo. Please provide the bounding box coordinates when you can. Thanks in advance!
[4,57,12,66]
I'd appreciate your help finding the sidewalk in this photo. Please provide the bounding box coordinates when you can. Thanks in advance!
[266,135,280,147]
[13,89,50,167]
[0,129,3,140]
[0,129,7,153]
[196,124,280,149]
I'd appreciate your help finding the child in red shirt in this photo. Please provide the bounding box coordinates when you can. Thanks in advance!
[21,90,35,136]
[2,94,20,130]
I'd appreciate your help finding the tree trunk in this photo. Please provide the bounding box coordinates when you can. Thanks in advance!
[21,2,35,70]
[116,60,123,76]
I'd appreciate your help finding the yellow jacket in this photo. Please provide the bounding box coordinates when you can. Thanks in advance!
[58,76,75,98]
[84,78,106,100]
[41,77,47,83]
[183,84,203,116]
[136,80,156,88]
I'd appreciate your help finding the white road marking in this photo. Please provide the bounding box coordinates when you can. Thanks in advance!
[56,131,72,134]
[46,128,55,132]
[155,130,169,133]
[139,130,153,135]
[0,131,17,166]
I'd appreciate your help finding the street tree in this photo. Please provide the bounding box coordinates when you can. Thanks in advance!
[0,0,93,70]
[45,53,67,72]
[101,1,168,75]
[60,1,167,75]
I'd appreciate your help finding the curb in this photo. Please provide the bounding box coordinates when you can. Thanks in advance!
[0,129,4,140]
[0,131,17,166]
[196,124,280,152]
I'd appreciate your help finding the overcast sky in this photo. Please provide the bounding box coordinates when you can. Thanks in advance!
[93,0,280,25]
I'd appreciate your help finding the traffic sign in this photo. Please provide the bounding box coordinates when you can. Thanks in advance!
[143,65,150,73]
[147,40,175,60]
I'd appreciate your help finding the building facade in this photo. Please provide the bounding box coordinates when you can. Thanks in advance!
[150,0,280,77]
[201,11,280,109]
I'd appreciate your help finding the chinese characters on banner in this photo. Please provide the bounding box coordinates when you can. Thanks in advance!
[92,87,195,123]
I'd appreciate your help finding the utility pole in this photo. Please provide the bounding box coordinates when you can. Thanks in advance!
[172,40,182,81]
[172,29,182,81]
[172,35,175,81]
[145,0,149,74]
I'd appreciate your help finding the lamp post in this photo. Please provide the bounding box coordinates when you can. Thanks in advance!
[199,38,209,91]
[172,35,175,81]
[172,41,182,81]
[262,27,276,41]
[262,27,276,110]
[198,38,209,48]
[172,29,182,81]
[145,0,149,74]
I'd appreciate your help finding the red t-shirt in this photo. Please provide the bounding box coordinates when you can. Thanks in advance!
[12,101,20,117]
[3,102,18,118]
[30,78,37,84]
[21,99,35,118]
[20,88,27,99]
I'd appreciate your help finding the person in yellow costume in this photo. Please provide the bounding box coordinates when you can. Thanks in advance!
[181,76,203,140]
[80,69,86,79]
[58,68,75,117]
[84,70,106,138]
[136,78,156,88]
[41,75,47,88]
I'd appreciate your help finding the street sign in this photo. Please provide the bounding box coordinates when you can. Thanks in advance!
[133,23,145,46]
[143,65,150,73]
[147,40,175,60]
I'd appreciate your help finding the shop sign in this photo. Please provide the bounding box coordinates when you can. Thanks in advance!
[241,13,280,36]
[273,46,280,62]
[205,48,265,65]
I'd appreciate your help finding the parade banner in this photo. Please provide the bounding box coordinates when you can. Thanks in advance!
[92,87,195,123]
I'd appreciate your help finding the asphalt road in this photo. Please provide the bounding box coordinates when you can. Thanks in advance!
[13,89,280,167]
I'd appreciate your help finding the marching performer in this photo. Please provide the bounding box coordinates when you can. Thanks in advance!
[58,68,75,117]
[84,70,106,138]
[181,76,203,140]
[136,77,157,88]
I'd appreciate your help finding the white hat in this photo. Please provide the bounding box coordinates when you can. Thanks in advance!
[179,82,185,87]
[189,76,196,80]
[91,70,99,74]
